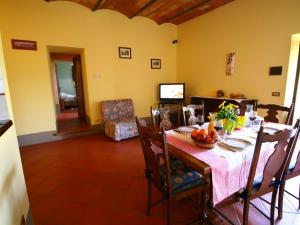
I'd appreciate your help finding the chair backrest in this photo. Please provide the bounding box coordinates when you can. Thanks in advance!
[285,119,300,174]
[182,102,205,126]
[256,102,294,125]
[150,105,182,131]
[137,123,172,193]
[246,125,298,195]
[101,99,134,122]
[136,117,151,177]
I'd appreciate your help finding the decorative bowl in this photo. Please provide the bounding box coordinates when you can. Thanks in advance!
[193,140,216,149]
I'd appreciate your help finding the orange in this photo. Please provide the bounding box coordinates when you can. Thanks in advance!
[195,135,201,142]
[209,130,218,139]
[191,130,199,139]
[206,137,214,144]
[199,128,208,136]
[196,134,206,142]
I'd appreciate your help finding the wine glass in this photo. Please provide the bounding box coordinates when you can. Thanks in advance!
[214,119,223,132]
[245,104,254,127]
[249,111,257,128]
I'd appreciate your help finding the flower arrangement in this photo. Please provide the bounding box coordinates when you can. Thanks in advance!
[217,101,239,133]
[217,101,239,121]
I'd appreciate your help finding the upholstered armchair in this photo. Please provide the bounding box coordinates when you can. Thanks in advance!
[101,99,139,141]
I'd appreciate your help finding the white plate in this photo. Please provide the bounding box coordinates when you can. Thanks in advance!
[218,137,251,151]
[263,126,280,135]
[177,126,197,133]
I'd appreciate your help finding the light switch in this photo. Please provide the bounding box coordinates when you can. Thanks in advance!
[93,74,101,79]
[272,92,280,97]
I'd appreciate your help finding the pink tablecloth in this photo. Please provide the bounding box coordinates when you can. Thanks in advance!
[166,127,278,205]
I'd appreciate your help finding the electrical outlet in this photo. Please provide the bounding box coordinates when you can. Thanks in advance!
[272,92,280,97]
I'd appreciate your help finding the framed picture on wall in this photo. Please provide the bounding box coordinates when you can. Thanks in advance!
[11,39,37,51]
[119,47,131,59]
[151,59,161,69]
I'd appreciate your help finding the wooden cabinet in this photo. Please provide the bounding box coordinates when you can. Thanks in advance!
[190,96,258,121]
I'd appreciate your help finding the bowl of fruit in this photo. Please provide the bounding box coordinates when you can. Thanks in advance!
[191,128,218,149]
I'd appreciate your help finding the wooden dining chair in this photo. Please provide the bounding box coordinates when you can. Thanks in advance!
[182,102,205,126]
[136,118,210,225]
[256,101,295,125]
[216,126,298,225]
[150,105,182,131]
[277,119,300,218]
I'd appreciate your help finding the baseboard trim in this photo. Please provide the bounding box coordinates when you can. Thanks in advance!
[18,124,103,147]
[18,130,63,146]
[26,208,34,225]
[55,103,60,115]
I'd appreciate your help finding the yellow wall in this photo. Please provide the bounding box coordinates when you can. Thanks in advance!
[0,0,177,135]
[0,33,29,225]
[2,0,300,136]
[177,0,300,105]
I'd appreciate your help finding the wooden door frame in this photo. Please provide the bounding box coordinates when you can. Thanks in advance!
[72,55,86,120]
[50,52,87,120]
[291,44,300,121]
[292,44,300,103]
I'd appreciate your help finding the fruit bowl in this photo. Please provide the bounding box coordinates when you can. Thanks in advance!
[191,128,218,149]
[193,140,217,149]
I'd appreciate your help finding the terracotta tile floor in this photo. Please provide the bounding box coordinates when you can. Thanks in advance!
[57,110,91,135]
[20,134,300,225]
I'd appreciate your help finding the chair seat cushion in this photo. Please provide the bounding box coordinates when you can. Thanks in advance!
[105,117,138,141]
[252,176,263,192]
[239,175,279,198]
[160,159,206,194]
[288,156,297,172]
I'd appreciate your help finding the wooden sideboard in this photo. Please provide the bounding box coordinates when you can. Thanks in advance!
[190,96,258,121]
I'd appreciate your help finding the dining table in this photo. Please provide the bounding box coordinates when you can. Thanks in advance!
[166,122,296,206]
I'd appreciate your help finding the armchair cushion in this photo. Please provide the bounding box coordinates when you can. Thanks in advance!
[102,99,134,121]
[101,99,138,141]
[104,117,139,141]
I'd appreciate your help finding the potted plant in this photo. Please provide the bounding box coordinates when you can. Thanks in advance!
[217,101,239,134]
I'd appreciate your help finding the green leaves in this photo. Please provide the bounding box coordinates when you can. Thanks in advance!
[217,101,239,121]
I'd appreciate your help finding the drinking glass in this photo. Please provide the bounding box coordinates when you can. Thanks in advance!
[218,129,228,142]
[214,119,223,132]
[249,111,257,128]
[245,104,254,127]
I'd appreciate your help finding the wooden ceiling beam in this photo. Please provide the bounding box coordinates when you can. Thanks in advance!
[129,0,157,19]
[159,0,210,24]
[93,0,104,11]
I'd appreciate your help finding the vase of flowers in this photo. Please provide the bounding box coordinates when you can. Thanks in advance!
[217,101,239,134]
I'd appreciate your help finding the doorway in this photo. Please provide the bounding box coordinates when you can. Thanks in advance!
[50,53,90,134]
[292,45,300,122]
[285,34,300,123]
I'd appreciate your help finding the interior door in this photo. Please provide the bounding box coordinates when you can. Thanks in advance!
[291,44,300,121]
[73,55,86,120]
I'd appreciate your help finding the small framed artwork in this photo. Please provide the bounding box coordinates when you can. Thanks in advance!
[151,59,161,69]
[119,47,131,59]
[11,39,37,51]
[226,52,235,75]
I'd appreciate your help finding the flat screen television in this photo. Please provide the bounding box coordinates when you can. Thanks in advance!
[159,83,185,103]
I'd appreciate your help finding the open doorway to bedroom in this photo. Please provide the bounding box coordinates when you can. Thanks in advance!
[50,52,90,134]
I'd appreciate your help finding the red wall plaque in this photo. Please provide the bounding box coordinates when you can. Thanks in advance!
[11,39,37,50]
